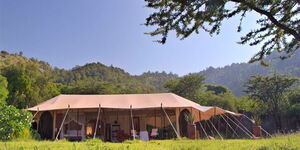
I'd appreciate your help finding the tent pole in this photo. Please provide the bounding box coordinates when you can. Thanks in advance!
[198,111,209,139]
[160,104,163,138]
[223,114,253,138]
[175,108,180,137]
[212,107,223,140]
[161,103,180,138]
[220,114,239,137]
[93,104,101,139]
[56,105,70,141]
[232,116,255,137]
[154,109,156,128]
[130,105,135,140]
[205,120,215,136]
[99,107,102,139]
[163,106,166,137]
[32,107,39,119]
[52,111,57,140]
[208,119,223,140]
[198,122,209,139]
[261,127,273,138]
[33,107,39,132]
[243,115,272,137]
[77,109,79,138]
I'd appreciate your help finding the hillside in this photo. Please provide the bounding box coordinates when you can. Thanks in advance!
[0,51,53,73]
[2,50,300,97]
[0,50,175,94]
[197,50,300,96]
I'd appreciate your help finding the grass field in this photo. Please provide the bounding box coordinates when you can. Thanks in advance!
[1,134,299,150]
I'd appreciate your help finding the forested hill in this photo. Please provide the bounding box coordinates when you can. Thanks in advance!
[196,50,300,96]
[53,63,178,93]
[2,50,300,98]
[0,51,177,95]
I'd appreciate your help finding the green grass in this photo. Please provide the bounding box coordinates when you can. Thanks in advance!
[0,134,299,150]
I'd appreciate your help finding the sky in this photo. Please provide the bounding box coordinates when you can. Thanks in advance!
[0,0,261,76]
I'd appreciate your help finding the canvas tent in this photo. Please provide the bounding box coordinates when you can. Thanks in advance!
[28,93,242,141]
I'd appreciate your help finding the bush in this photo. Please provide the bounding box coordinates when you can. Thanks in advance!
[30,129,41,140]
[16,128,41,141]
[0,104,32,140]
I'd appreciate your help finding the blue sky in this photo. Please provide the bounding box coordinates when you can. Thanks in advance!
[0,0,260,76]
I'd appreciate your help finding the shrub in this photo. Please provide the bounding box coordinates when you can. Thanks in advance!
[30,129,41,140]
[0,104,32,140]
[16,128,41,141]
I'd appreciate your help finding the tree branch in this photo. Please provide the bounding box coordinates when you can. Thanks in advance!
[231,0,300,41]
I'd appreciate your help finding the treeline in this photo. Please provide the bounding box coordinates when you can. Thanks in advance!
[0,51,176,108]
[166,74,300,133]
[197,50,300,96]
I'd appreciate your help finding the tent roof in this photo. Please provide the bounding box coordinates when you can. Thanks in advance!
[28,93,241,118]
[28,93,204,111]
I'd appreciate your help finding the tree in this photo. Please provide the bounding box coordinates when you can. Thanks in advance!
[199,91,240,111]
[0,75,9,105]
[165,74,205,101]
[145,0,299,63]
[3,66,33,109]
[61,79,116,94]
[244,74,298,131]
[205,84,229,95]
[285,87,300,129]
[2,62,61,108]
[164,74,241,111]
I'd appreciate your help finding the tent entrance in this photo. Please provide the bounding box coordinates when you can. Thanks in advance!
[38,111,53,140]
[179,109,190,137]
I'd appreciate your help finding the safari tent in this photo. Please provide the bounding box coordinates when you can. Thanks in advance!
[28,93,244,141]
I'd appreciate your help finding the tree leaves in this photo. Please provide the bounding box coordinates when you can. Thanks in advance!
[144,0,300,62]
[0,105,32,140]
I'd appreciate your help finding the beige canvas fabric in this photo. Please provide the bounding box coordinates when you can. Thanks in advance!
[28,93,242,121]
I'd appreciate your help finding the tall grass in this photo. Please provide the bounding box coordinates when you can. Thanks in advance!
[0,133,299,150]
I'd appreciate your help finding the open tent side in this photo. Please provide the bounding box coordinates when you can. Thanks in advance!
[28,93,245,141]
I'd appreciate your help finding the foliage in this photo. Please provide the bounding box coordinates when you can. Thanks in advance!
[244,74,298,130]
[237,96,268,116]
[252,115,261,126]
[205,84,229,95]
[0,51,178,108]
[54,62,161,94]
[30,129,41,141]
[61,79,116,94]
[144,0,300,63]
[197,50,300,96]
[2,65,33,108]
[164,74,241,112]
[1,63,60,109]
[0,75,8,105]
[137,71,178,91]
[0,134,299,150]
[199,91,240,112]
[0,105,32,140]
[184,113,195,124]
[285,87,300,127]
[245,74,298,112]
[165,74,205,101]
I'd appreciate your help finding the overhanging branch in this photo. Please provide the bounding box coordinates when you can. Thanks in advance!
[230,0,300,41]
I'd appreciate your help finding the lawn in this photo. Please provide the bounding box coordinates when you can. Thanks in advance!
[1,134,299,150]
